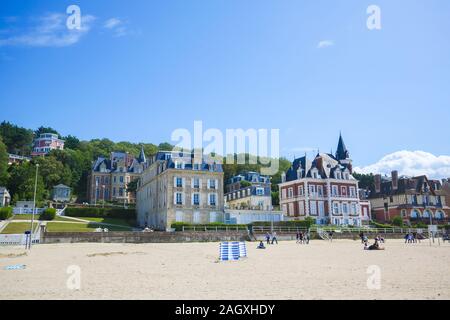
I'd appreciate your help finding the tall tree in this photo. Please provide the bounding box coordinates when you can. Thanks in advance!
[0,137,9,186]
[0,121,34,155]
[35,126,60,138]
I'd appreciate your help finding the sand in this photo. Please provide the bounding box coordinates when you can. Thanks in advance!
[0,239,449,300]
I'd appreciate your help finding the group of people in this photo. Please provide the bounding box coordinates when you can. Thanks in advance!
[404,232,422,243]
[296,231,310,244]
[257,232,279,249]
[360,232,386,251]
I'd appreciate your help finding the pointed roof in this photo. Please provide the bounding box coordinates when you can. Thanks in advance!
[138,145,146,163]
[335,133,349,161]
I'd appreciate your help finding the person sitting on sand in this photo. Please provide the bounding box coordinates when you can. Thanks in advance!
[367,239,385,251]
[257,241,266,249]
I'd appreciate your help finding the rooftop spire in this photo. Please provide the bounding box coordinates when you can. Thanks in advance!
[335,132,349,161]
[138,145,146,163]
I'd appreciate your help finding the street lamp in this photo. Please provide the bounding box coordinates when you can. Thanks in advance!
[28,163,39,250]
[102,185,105,209]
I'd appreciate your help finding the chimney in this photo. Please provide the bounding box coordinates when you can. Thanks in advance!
[316,157,324,172]
[391,170,398,190]
[375,174,381,193]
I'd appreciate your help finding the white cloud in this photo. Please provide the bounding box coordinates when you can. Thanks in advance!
[103,17,128,37]
[0,13,95,47]
[104,18,122,29]
[354,150,450,180]
[317,40,334,49]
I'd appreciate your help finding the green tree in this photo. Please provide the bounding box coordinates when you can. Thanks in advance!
[0,121,34,155]
[35,126,60,138]
[353,172,375,190]
[63,135,80,150]
[0,137,9,186]
[34,156,72,191]
[391,216,404,227]
[7,162,46,202]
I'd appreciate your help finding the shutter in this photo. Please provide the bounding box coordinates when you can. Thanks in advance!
[173,177,177,187]
[215,179,219,190]
[182,178,186,188]
[199,179,202,189]
[191,178,194,188]
[191,193,194,205]
[181,192,185,205]
[207,193,211,205]
[207,179,210,189]
[173,192,177,205]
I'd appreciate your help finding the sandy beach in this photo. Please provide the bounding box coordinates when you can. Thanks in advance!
[0,239,449,300]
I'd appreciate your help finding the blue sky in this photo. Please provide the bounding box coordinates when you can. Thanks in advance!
[1,0,449,176]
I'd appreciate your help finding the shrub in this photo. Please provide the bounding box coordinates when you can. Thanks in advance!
[40,208,56,221]
[0,207,13,220]
[252,219,315,229]
[370,221,394,228]
[391,216,404,227]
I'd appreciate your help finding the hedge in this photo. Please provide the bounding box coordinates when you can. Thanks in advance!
[65,207,136,220]
[0,207,13,220]
[171,222,248,231]
[40,208,56,221]
[252,219,315,229]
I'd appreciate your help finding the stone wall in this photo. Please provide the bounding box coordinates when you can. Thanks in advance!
[41,230,249,244]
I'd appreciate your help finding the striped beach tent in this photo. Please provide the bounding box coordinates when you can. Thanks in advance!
[219,242,247,261]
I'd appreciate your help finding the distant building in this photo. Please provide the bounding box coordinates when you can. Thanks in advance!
[369,172,449,224]
[136,151,224,231]
[224,209,284,225]
[31,133,65,156]
[87,147,147,204]
[279,134,371,226]
[225,171,272,210]
[8,153,31,165]
[52,184,71,202]
[0,187,11,207]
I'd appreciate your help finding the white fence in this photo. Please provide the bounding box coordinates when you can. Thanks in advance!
[0,233,40,246]
[12,207,66,215]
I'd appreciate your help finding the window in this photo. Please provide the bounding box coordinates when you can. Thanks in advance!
[332,186,338,196]
[342,203,348,214]
[209,212,217,223]
[281,189,287,199]
[193,211,201,224]
[175,211,183,222]
[309,185,316,196]
[192,193,200,206]
[333,203,340,215]
[298,186,304,196]
[192,178,200,188]
[113,176,117,183]
[175,161,183,169]
[310,201,317,215]
[298,201,305,215]
[120,176,124,183]
[193,163,200,170]
[176,177,183,188]
[336,172,341,179]
[256,188,264,196]
[341,186,347,196]
[349,187,356,197]
[351,203,357,215]
[318,201,325,216]
[209,193,217,206]
[119,188,124,197]
[317,185,323,197]
[113,187,116,196]
[175,192,183,205]
[288,188,293,198]
[209,179,216,189]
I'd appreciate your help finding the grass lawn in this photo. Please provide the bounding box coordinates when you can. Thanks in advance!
[46,222,132,232]
[1,222,39,234]
[72,217,136,227]
[11,214,66,221]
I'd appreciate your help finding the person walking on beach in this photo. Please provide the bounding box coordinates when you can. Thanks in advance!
[304,232,310,244]
[271,232,278,245]
[296,231,300,244]
[266,232,271,245]
[299,232,304,244]
[359,231,365,244]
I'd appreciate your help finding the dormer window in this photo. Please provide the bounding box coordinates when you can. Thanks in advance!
[175,161,184,169]
[335,171,341,179]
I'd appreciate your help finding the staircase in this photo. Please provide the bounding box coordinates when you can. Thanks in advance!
[317,228,331,241]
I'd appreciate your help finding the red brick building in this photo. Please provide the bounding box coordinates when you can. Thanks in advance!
[279,134,371,226]
[369,172,449,224]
